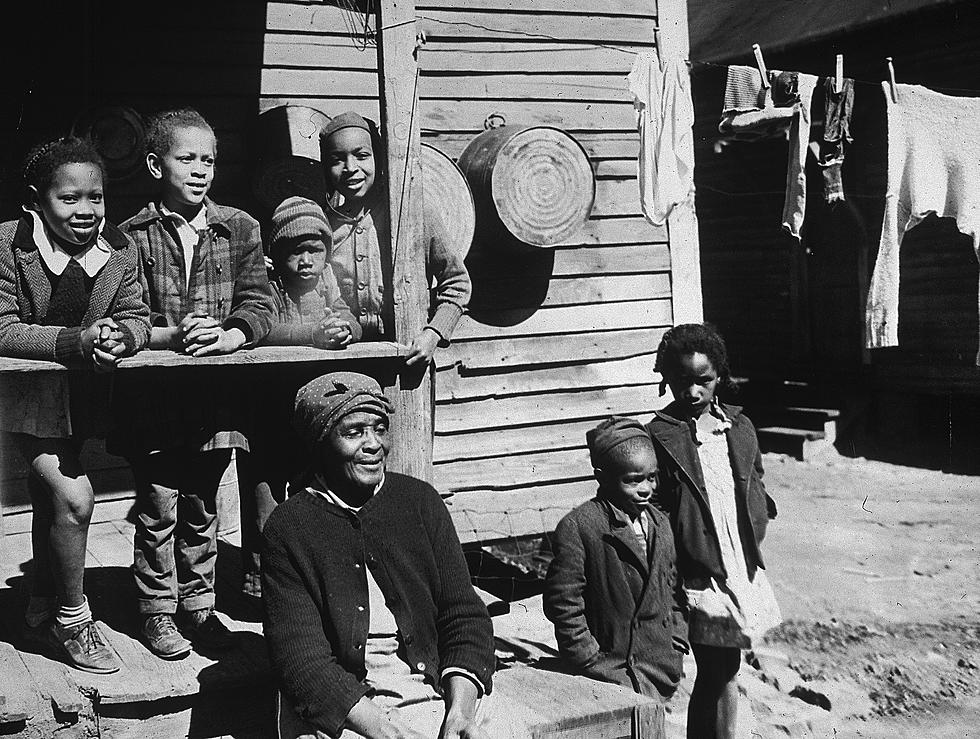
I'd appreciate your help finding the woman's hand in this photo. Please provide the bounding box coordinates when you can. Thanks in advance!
[405,327,440,366]
[344,697,427,739]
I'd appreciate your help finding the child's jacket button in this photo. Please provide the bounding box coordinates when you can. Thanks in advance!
[416,661,426,671]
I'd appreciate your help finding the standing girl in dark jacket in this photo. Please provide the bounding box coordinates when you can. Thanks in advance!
[646,323,780,739]
[0,137,150,674]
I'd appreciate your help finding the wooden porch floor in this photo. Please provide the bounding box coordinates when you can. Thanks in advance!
[0,519,274,737]
[0,516,663,738]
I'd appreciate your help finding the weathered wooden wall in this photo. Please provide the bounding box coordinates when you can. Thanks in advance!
[1,1,692,541]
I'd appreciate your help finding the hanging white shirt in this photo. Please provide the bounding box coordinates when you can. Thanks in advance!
[627,50,695,226]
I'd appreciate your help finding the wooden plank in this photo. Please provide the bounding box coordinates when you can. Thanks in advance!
[16,650,86,715]
[436,383,663,433]
[261,67,380,97]
[420,74,632,102]
[453,299,672,340]
[260,96,381,120]
[0,642,38,723]
[469,243,671,279]
[418,10,658,45]
[437,327,668,370]
[377,0,433,482]
[0,344,405,375]
[435,446,593,491]
[263,34,378,70]
[434,411,653,463]
[592,178,642,217]
[448,480,597,542]
[419,43,635,75]
[418,0,656,16]
[470,273,671,311]
[421,99,637,132]
[424,131,639,160]
[555,216,667,246]
[436,353,659,401]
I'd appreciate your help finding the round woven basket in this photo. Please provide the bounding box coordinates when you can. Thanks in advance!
[456,125,594,247]
[421,143,476,260]
[71,106,146,180]
[252,105,331,210]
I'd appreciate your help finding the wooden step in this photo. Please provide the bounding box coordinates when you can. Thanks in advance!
[757,426,837,461]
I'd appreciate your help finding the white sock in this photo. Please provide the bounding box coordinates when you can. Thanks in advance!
[55,597,92,630]
[25,595,57,628]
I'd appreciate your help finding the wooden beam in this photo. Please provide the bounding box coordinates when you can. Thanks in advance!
[656,0,704,324]
[377,0,433,482]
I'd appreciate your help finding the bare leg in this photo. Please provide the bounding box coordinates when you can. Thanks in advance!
[688,643,741,739]
[16,436,93,609]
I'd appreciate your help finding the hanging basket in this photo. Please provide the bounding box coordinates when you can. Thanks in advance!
[252,105,331,210]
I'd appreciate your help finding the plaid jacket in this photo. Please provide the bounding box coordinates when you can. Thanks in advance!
[0,216,150,362]
[111,199,275,455]
[122,199,274,343]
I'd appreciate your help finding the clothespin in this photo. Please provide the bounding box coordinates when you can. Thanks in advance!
[886,57,899,103]
[752,44,770,89]
[834,54,844,94]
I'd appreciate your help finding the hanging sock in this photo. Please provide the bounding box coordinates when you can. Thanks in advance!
[780,72,818,240]
[866,83,980,363]
[628,51,695,226]
[718,65,795,141]
[818,77,855,203]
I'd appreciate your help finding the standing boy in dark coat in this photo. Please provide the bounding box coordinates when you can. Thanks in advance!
[544,416,689,714]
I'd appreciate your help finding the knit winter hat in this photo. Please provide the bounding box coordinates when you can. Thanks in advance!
[319,111,372,145]
[269,196,331,255]
[294,372,393,448]
[586,416,652,469]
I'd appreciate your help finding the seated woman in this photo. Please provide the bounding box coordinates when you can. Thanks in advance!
[263,371,514,739]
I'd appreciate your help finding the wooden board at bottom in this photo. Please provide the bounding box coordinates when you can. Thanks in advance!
[494,665,664,738]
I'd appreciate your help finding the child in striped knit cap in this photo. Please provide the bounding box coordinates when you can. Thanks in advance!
[264,195,360,349]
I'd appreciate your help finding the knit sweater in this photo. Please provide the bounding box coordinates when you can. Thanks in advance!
[326,194,471,342]
[262,472,494,737]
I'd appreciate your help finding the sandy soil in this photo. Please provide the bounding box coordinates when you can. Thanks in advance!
[725,453,980,738]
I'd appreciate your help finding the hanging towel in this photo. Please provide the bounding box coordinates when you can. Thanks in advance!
[818,77,855,203]
[780,72,818,240]
[628,51,695,226]
[866,82,980,362]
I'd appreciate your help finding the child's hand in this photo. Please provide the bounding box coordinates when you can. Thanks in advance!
[313,316,353,349]
[405,327,440,366]
[186,326,247,357]
[178,310,221,352]
[81,319,124,371]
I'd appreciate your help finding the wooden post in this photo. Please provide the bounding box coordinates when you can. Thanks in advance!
[376,0,432,481]
[656,0,704,324]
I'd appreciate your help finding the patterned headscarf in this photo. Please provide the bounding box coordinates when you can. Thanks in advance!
[293,371,393,448]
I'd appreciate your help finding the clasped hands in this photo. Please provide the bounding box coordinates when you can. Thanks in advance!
[80,318,128,373]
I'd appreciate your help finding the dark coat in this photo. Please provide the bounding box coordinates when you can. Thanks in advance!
[646,401,777,582]
[0,216,150,362]
[262,473,495,737]
[544,497,688,699]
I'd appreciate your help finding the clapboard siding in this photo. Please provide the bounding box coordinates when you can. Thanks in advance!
[254,0,670,539]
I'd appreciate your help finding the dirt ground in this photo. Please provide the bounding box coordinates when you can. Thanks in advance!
[724,453,980,738]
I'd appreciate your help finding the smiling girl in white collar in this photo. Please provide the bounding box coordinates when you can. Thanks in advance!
[0,136,150,674]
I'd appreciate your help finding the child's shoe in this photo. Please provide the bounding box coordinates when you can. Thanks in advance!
[181,608,238,651]
[47,620,121,674]
[141,614,192,660]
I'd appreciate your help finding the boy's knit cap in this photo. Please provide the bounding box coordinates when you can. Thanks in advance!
[319,111,372,144]
[269,196,331,253]
[586,416,652,468]
[294,372,393,448]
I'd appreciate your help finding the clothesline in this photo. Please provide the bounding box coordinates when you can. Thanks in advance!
[356,14,980,97]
